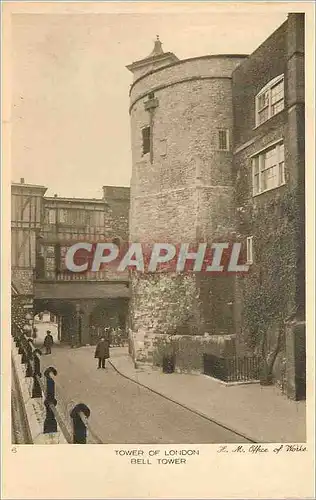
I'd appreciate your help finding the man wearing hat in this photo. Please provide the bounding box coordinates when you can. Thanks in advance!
[43,330,54,355]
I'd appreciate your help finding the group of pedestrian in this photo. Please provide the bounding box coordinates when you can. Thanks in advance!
[39,325,114,370]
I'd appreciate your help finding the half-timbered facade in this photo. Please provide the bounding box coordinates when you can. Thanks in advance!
[11,179,130,345]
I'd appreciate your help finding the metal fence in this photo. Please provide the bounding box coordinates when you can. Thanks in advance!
[203,354,261,382]
[12,328,102,444]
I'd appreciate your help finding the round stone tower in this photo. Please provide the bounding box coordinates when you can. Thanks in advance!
[127,38,247,367]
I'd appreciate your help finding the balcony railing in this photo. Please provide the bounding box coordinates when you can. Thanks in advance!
[35,270,129,282]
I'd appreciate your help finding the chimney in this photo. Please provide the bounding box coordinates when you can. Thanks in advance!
[20,178,25,184]
[54,194,58,198]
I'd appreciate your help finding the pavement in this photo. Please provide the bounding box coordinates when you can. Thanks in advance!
[38,343,306,444]
[109,347,306,443]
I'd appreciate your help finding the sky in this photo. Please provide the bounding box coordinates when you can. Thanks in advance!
[11,7,288,198]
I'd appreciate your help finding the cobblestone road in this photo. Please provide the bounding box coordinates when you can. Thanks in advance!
[41,345,249,444]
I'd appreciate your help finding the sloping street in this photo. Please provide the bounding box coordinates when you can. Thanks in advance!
[40,344,250,444]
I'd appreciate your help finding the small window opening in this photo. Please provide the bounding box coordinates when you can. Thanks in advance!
[142,126,151,155]
[246,236,254,264]
[218,130,229,151]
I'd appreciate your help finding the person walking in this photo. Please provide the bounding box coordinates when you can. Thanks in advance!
[94,337,110,369]
[43,330,54,355]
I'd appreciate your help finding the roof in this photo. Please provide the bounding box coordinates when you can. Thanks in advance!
[44,197,106,204]
[126,35,179,71]
[11,182,47,191]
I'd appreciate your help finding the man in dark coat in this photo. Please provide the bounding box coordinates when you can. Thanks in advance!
[94,337,110,369]
[43,330,54,355]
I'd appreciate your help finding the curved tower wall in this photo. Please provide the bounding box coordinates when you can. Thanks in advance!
[128,56,247,365]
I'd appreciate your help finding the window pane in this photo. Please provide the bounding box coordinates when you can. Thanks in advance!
[253,157,259,174]
[258,92,269,110]
[271,99,284,115]
[252,157,260,194]
[279,161,285,185]
[279,143,284,162]
[218,130,228,150]
[246,237,253,263]
[271,80,284,103]
[263,147,277,170]
[254,174,260,194]
[261,169,267,191]
[266,166,277,189]
[71,210,85,225]
[258,107,269,124]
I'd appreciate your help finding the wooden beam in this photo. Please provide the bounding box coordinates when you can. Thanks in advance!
[17,231,30,262]
[21,196,31,221]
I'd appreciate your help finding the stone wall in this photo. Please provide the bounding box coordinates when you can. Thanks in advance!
[129,272,202,363]
[152,334,236,373]
[12,268,34,296]
[103,186,130,242]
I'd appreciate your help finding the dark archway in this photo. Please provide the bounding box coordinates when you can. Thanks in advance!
[34,299,77,344]
[89,298,128,344]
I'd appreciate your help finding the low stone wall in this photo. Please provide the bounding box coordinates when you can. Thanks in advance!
[272,351,287,394]
[130,331,236,373]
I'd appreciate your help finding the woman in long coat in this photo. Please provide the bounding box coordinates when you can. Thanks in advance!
[94,337,110,369]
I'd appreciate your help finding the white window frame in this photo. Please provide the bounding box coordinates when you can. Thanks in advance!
[255,74,284,127]
[246,236,253,265]
[218,129,230,151]
[251,140,285,196]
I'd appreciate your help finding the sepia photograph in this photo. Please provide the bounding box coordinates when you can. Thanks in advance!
[2,2,315,498]
[10,6,307,446]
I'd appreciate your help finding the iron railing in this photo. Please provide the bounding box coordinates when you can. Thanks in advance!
[12,328,102,444]
[203,354,261,382]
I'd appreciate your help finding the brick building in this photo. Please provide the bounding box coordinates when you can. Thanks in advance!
[126,14,305,399]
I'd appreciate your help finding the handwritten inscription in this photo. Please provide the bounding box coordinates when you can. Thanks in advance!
[218,444,307,454]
